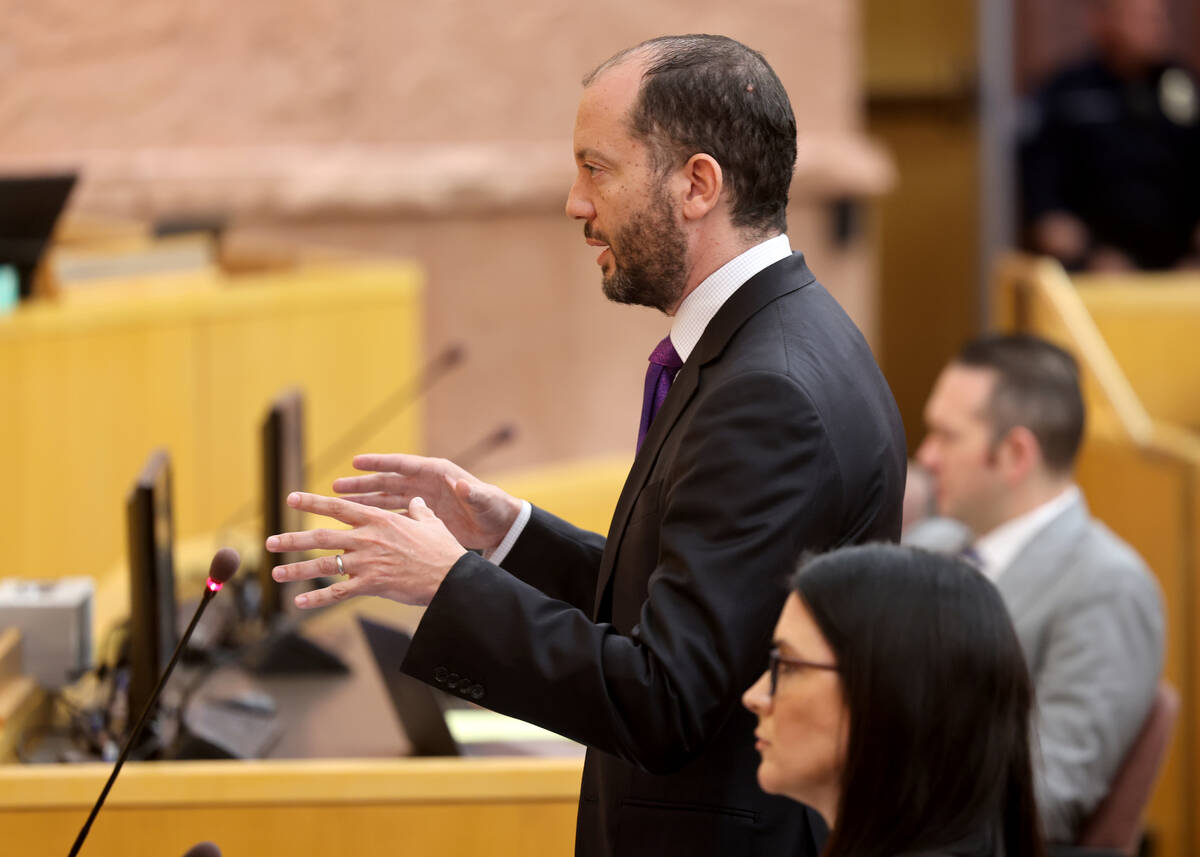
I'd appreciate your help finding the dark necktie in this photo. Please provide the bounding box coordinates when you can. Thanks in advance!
[636,335,684,452]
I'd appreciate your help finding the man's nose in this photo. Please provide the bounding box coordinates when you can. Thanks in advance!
[565,178,594,221]
[915,438,936,471]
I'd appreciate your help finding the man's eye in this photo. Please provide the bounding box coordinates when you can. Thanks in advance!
[777,661,799,675]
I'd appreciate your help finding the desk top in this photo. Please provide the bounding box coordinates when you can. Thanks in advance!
[0,755,583,809]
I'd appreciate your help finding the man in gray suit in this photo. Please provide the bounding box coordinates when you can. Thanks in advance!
[908,333,1164,843]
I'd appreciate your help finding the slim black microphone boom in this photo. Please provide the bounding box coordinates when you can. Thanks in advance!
[67,549,241,857]
[451,423,517,471]
[307,343,466,482]
[216,343,466,535]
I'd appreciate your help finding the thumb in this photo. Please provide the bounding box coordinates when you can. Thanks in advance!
[452,477,482,507]
[408,496,436,521]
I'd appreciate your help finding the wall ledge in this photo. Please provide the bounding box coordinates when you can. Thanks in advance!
[0,136,894,221]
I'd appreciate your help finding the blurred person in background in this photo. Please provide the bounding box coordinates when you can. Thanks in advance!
[1019,0,1200,271]
[908,333,1164,842]
[744,544,1046,857]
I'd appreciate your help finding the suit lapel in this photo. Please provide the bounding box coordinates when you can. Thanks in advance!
[592,253,816,617]
[994,496,1089,614]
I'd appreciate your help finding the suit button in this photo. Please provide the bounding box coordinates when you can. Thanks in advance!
[470,684,485,700]
[433,667,449,683]
[447,672,460,688]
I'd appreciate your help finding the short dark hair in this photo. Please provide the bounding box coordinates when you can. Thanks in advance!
[954,333,1086,473]
[585,35,797,235]
[791,545,1044,857]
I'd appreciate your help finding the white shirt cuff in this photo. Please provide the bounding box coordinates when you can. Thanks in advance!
[485,500,532,566]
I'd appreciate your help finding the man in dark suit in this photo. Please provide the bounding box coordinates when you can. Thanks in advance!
[267,35,906,857]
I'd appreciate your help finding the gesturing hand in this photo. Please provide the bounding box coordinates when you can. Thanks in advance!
[333,453,521,552]
[265,493,468,609]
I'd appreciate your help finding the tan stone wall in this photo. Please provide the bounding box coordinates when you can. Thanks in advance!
[3,1,892,474]
[2,2,859,154]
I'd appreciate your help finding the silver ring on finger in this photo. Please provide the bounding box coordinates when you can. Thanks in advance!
[335,553,347,576]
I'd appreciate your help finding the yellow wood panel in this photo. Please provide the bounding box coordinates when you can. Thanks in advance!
[863,0,976,96]
[1,263,422,580]
[1075,438,1193,857]
[190,271,423,542]
[4,801,578,857]
[1075,281,1200,430]
[0,332,26,566]
[10,319,197,577]
[0,758,581,857]
[871,110,979,455]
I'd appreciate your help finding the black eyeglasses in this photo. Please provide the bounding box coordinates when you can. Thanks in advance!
[768,648,838,696]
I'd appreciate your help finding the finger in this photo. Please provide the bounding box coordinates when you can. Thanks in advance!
[408,496,435,521]
[332,473,402,494]
[352,453,426,475]
[451,477,482,507]
[336,492,407,511]
[294,577,364,610]
[271,554,340,583]
[266,527,356,554]
[287,491,376,525]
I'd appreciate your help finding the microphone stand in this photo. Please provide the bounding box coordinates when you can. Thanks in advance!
[67,578,226,857]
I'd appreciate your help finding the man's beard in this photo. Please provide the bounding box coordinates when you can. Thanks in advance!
[595,189,688,313]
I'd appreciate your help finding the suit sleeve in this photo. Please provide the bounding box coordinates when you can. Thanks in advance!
[1031,564,1164,841]
[499,505,607,613]
[402,371,843,772]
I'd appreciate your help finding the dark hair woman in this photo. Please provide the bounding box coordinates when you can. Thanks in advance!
[743,544,1045,857]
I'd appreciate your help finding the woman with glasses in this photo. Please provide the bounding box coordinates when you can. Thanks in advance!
[743,544,1045,857]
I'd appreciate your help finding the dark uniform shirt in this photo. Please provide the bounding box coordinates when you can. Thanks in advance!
[1019,56,1200,270]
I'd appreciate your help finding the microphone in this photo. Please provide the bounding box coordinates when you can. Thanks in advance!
[307,343,466,482]
[67,549,241,857]
[181,844,222,857]
[452,423,517,471]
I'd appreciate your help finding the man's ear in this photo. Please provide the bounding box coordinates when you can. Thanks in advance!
[679,153,723,222]
[998,425,1042,485]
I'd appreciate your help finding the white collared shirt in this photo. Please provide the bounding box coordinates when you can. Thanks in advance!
[488,234,793,565]
[669,233,793,360]
[973,485,1081,582]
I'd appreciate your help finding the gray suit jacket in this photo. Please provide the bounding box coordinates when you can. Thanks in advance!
[906,496,1164,842]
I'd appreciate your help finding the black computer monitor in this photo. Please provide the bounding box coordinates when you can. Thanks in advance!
[260,388,306,623]
[0,173,77,299]
[125,449,178,724]
[246,389,347,675]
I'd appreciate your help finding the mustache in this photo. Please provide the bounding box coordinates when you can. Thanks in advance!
[584,223,609,245]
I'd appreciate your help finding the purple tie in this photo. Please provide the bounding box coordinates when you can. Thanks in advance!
[637,335,684,452]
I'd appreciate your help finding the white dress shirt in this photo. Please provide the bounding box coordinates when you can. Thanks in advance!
[488,234,793,564]
[973,485,1082,582]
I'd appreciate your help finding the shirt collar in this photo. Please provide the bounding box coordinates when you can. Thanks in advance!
[973,485,1081,581]
[669,234,792,362]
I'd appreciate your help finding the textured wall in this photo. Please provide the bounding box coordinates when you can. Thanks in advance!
[2,1,857,154]
[3,1,891,473]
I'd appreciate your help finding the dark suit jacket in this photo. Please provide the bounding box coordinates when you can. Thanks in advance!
[403,253,906,856]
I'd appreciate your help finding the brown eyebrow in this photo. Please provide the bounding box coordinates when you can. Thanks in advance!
[575,147,612,164]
